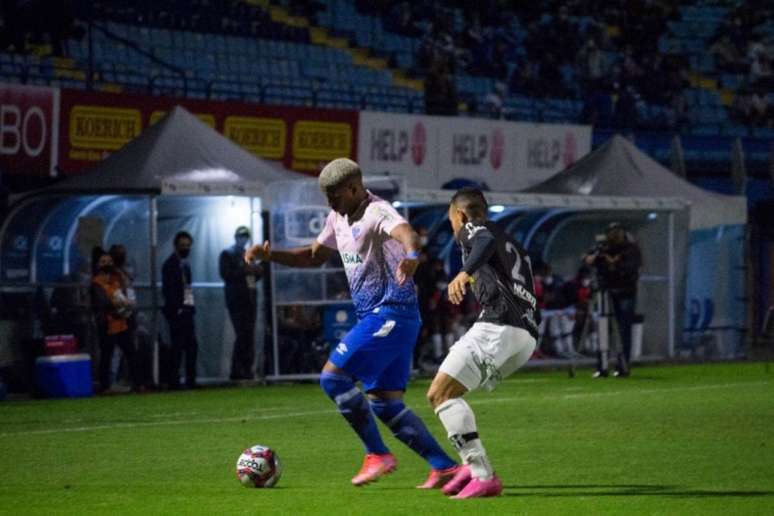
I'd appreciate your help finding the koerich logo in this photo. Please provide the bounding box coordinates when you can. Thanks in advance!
[410,122,426,166]
[490,128,504,170]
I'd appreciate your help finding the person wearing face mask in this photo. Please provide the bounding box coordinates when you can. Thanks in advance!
[219,226,263,381]
[91,248,139,393]
[161,231,198,389]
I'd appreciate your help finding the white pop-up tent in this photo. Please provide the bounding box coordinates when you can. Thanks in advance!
[523,134,747,229]
[522,135,747,356]
[0,106,305,381]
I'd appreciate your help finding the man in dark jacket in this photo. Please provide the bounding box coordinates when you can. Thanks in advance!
[161,231,197,389]
[584,222,642,377]
[219,226,263,380]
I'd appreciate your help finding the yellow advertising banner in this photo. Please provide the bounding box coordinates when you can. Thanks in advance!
[224,116,286,159]
[69,106,142,150]
[292,121,351,162]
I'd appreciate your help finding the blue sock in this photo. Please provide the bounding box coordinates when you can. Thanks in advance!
[320,372,389,455]
[370,399,457,470]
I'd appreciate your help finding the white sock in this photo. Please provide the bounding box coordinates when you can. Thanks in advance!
[434,398,493,480]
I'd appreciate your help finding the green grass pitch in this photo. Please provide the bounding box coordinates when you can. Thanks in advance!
[1,362,773,515]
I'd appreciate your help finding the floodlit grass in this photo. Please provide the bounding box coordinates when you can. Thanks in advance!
[1,362,773,515]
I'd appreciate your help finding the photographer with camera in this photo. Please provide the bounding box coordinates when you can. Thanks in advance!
[584,222,642,378]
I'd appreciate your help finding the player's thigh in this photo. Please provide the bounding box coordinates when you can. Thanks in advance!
[331,313,417,387]
[440,323,535,392]
[437,324,490,392]
[363,317,421,393]
[495,326,537,379]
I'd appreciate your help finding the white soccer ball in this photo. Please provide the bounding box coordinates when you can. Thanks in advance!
[236,445,282,488]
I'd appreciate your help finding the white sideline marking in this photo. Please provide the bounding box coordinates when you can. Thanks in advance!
[0,380,768,437]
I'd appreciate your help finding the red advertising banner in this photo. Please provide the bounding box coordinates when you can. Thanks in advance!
[0,84,59,177]
[58,89,358,176]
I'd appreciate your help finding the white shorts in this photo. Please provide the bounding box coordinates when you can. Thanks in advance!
[438,322,536,392]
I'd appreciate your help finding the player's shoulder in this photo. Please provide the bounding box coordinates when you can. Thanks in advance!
[366,196,403,222]
[461,219,493,241]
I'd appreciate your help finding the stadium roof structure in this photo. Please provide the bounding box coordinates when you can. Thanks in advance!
[522,134,747,230]
[44,105,304,196]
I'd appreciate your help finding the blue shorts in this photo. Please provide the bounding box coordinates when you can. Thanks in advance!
[328,305,421,392]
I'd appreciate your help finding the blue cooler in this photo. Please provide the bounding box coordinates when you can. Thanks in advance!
[35,354,93,398]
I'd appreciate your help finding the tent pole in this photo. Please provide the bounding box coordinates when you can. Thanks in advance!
[667,211,675,357]
[149,195,159,384]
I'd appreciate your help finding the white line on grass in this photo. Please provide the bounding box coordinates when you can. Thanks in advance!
[1,380,768,437]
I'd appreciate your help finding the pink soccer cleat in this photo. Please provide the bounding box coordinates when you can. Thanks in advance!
[441,464,472,495]
[452,474,503,499]
[351,453,397,486]
[416,464,464,489]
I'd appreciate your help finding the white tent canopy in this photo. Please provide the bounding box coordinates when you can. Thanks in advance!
[44,105,304,196]
[523,134,746,230]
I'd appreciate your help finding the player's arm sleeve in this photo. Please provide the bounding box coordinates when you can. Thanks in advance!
[460,226,496,275]
[315,211,338,250]
[374,203,408,236]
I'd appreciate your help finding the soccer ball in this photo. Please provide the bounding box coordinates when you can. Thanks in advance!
[236,445,282,488]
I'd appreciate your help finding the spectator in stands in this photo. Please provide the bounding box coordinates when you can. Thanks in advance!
[709,34,747,74]
[749,42,773,90]
[219,226,263,381]
[731,85,755,125]
[387,2,421,38]
[666,89,690,131]
[613,85,640,129]
[538,52,567,98]
[576,37,608,91]
[424,54,458,116]
[749,87,772,127]
[0,0,80,56]
[91,247,139,393]
[161,231,198,389]
[480,81,505,119]
[508,58,539,97]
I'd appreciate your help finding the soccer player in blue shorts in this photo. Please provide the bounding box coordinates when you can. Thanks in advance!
[246,158,460,487]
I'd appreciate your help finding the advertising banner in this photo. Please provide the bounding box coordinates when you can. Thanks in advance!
[358,111,591,191]
[0,84,59,177]
[58,89,358,175]
[357,111,438,188]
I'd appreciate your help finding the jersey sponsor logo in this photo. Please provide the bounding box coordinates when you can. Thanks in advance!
[515,284,537,309]
[464,222,485,240]
[335,342,348,355]
[341,252,363,267]
[372,319,396,337]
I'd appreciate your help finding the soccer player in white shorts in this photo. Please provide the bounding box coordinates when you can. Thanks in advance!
[426,187,540,499]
